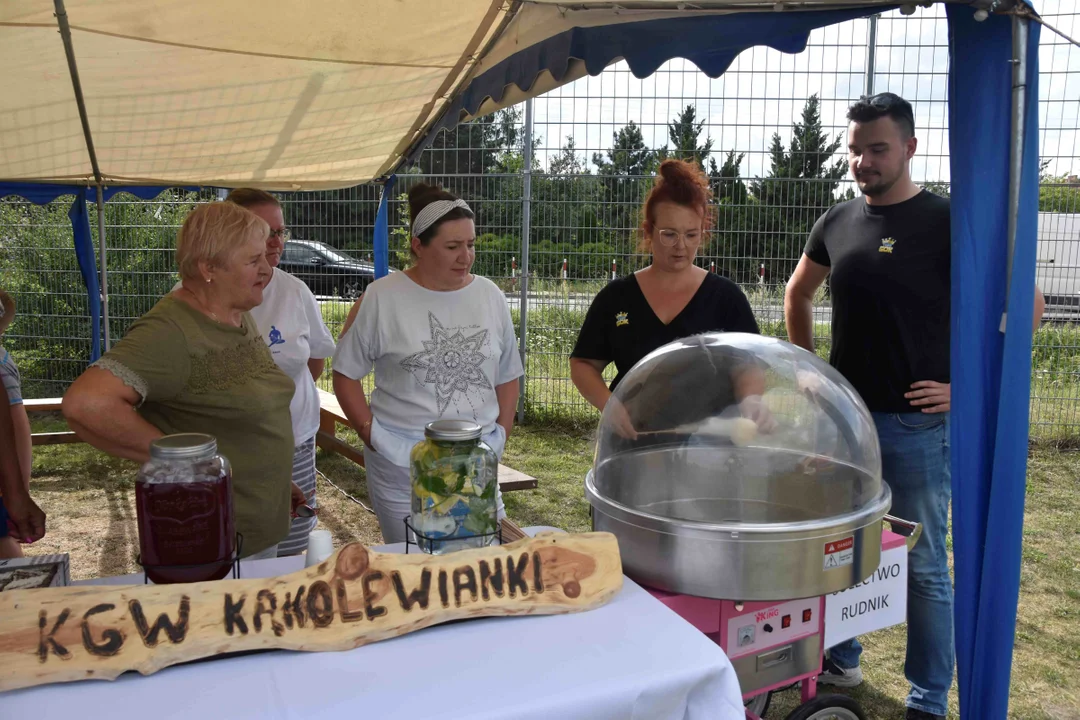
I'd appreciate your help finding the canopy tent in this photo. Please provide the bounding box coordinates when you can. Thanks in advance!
[0,1,1041,717]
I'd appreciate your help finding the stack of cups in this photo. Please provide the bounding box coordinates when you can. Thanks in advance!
[305,529,334,567]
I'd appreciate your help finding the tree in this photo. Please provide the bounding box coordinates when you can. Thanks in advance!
[415,108,523,178]
[658,104,714,170]
[549,136,587,176]
[528,137,608,275]
[710,149,749,205]
[592,121,655,177]
[704,149,756,279]
[1039,174,1080,213]
[744,94,848,284]
[592,121,657,241]
[924,181,950,198]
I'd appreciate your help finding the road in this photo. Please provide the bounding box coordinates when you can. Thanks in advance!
[316,292,1077,325]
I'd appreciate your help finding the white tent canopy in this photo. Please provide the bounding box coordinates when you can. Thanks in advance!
[0,0,989,191]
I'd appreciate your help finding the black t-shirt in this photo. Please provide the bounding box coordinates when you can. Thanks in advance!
[571,271,759,391]
[804,190,950,413]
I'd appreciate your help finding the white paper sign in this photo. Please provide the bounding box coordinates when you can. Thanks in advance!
[824,545,907,648]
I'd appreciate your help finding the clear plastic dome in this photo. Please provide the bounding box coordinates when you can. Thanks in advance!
[592,332,884,524]
[586,332,891,599]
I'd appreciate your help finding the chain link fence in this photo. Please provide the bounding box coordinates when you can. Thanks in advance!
[0,4,1076,441]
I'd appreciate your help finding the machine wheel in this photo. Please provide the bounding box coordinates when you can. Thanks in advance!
[744,691,771,717]
[782,693,865,720]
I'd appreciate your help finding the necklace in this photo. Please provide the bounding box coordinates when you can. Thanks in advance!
[184,288,227,325]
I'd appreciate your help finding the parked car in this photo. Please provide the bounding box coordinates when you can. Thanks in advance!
[277,239,377,300]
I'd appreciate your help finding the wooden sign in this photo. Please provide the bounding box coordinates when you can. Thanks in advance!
[0,531,622,693]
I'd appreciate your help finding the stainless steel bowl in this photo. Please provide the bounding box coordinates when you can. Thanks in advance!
[586,445,892,600]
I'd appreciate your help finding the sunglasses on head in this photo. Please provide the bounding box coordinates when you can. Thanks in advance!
[865,92,915,124]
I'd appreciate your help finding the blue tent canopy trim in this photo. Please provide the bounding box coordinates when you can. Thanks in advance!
[0,183,194,361]
[405,6,894,168]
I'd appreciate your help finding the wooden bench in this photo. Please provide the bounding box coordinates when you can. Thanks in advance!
[23,398,82,447]
[316,389,537,492]
[24,392,537,492]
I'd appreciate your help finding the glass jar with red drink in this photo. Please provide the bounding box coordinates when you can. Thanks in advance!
[135,433,235,584]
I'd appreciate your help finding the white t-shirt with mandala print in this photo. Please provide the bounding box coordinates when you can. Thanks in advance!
[332,271,523,467]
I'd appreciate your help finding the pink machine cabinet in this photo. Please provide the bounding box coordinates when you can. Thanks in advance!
[646,528,910,720]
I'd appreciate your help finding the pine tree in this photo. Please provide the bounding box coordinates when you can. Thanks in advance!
[591,122,657,238]
[549,136,587,176]
[743,94,848,284]
[711,149,748,204]
[592,121,655,177]
[659,104,714,170]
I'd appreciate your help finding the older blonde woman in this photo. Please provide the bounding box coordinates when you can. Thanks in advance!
[63,202,302,559]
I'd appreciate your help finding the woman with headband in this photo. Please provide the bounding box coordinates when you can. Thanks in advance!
[332,183,523,543]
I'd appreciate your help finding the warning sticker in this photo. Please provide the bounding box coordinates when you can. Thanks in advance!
[824,536,855,570]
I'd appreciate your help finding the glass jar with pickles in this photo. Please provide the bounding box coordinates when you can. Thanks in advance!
[409,419,499,554]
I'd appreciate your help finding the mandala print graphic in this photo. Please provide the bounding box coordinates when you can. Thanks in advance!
[400,312,492,415]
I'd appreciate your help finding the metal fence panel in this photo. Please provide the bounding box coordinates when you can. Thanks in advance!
[0,4,1076,441]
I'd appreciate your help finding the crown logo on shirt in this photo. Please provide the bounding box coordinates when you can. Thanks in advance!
[878,237,896,254]
[615,311,629,327]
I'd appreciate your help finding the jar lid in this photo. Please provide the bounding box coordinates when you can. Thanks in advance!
[149,433,218,460]
[424,419,482,442]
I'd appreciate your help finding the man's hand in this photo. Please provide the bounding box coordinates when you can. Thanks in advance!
[906,380,950,413]
[5,493,46,543]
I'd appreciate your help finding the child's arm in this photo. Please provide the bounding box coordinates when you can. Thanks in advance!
[0,397,44,543]
[10,402,30,488]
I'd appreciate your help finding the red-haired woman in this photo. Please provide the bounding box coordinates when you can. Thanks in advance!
[570,158,762,436]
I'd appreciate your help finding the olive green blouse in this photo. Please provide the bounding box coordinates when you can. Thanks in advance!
[93,294,295,556]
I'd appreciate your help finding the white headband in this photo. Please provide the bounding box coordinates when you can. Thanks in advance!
[412,198,471,238]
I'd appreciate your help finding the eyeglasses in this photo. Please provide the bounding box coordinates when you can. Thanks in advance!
[269,228,291,241]
[656,228,702,247]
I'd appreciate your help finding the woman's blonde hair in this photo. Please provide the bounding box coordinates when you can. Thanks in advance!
[176,202,269,281]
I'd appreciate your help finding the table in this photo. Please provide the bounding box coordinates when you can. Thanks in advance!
[3,528,745,719]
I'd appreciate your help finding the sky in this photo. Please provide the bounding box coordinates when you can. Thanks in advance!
[525,2,1080,184]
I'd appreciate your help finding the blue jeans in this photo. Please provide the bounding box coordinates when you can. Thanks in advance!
[829,411,954,717]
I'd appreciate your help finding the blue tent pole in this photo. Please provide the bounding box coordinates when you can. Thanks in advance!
[67,189,101,361]
[96,184,110,351]
[373,175,397,279]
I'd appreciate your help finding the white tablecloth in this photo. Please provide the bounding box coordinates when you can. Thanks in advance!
[4,528,745,719]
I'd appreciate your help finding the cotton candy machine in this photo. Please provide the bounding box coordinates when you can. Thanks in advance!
[585,332,914,718]
[584,332,892,601]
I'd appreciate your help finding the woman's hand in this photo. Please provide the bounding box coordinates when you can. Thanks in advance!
[289,482,308,517]
[334,370,377,451]
[738,395,777,434]
[905,381,950,413]
[606,395,639,440]
[359,418,374,450]
[494,379,518,447]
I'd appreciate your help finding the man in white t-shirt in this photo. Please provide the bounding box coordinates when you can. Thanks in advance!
[174,189,336,557]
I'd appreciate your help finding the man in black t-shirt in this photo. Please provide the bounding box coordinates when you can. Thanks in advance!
[784,93,1043,720]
